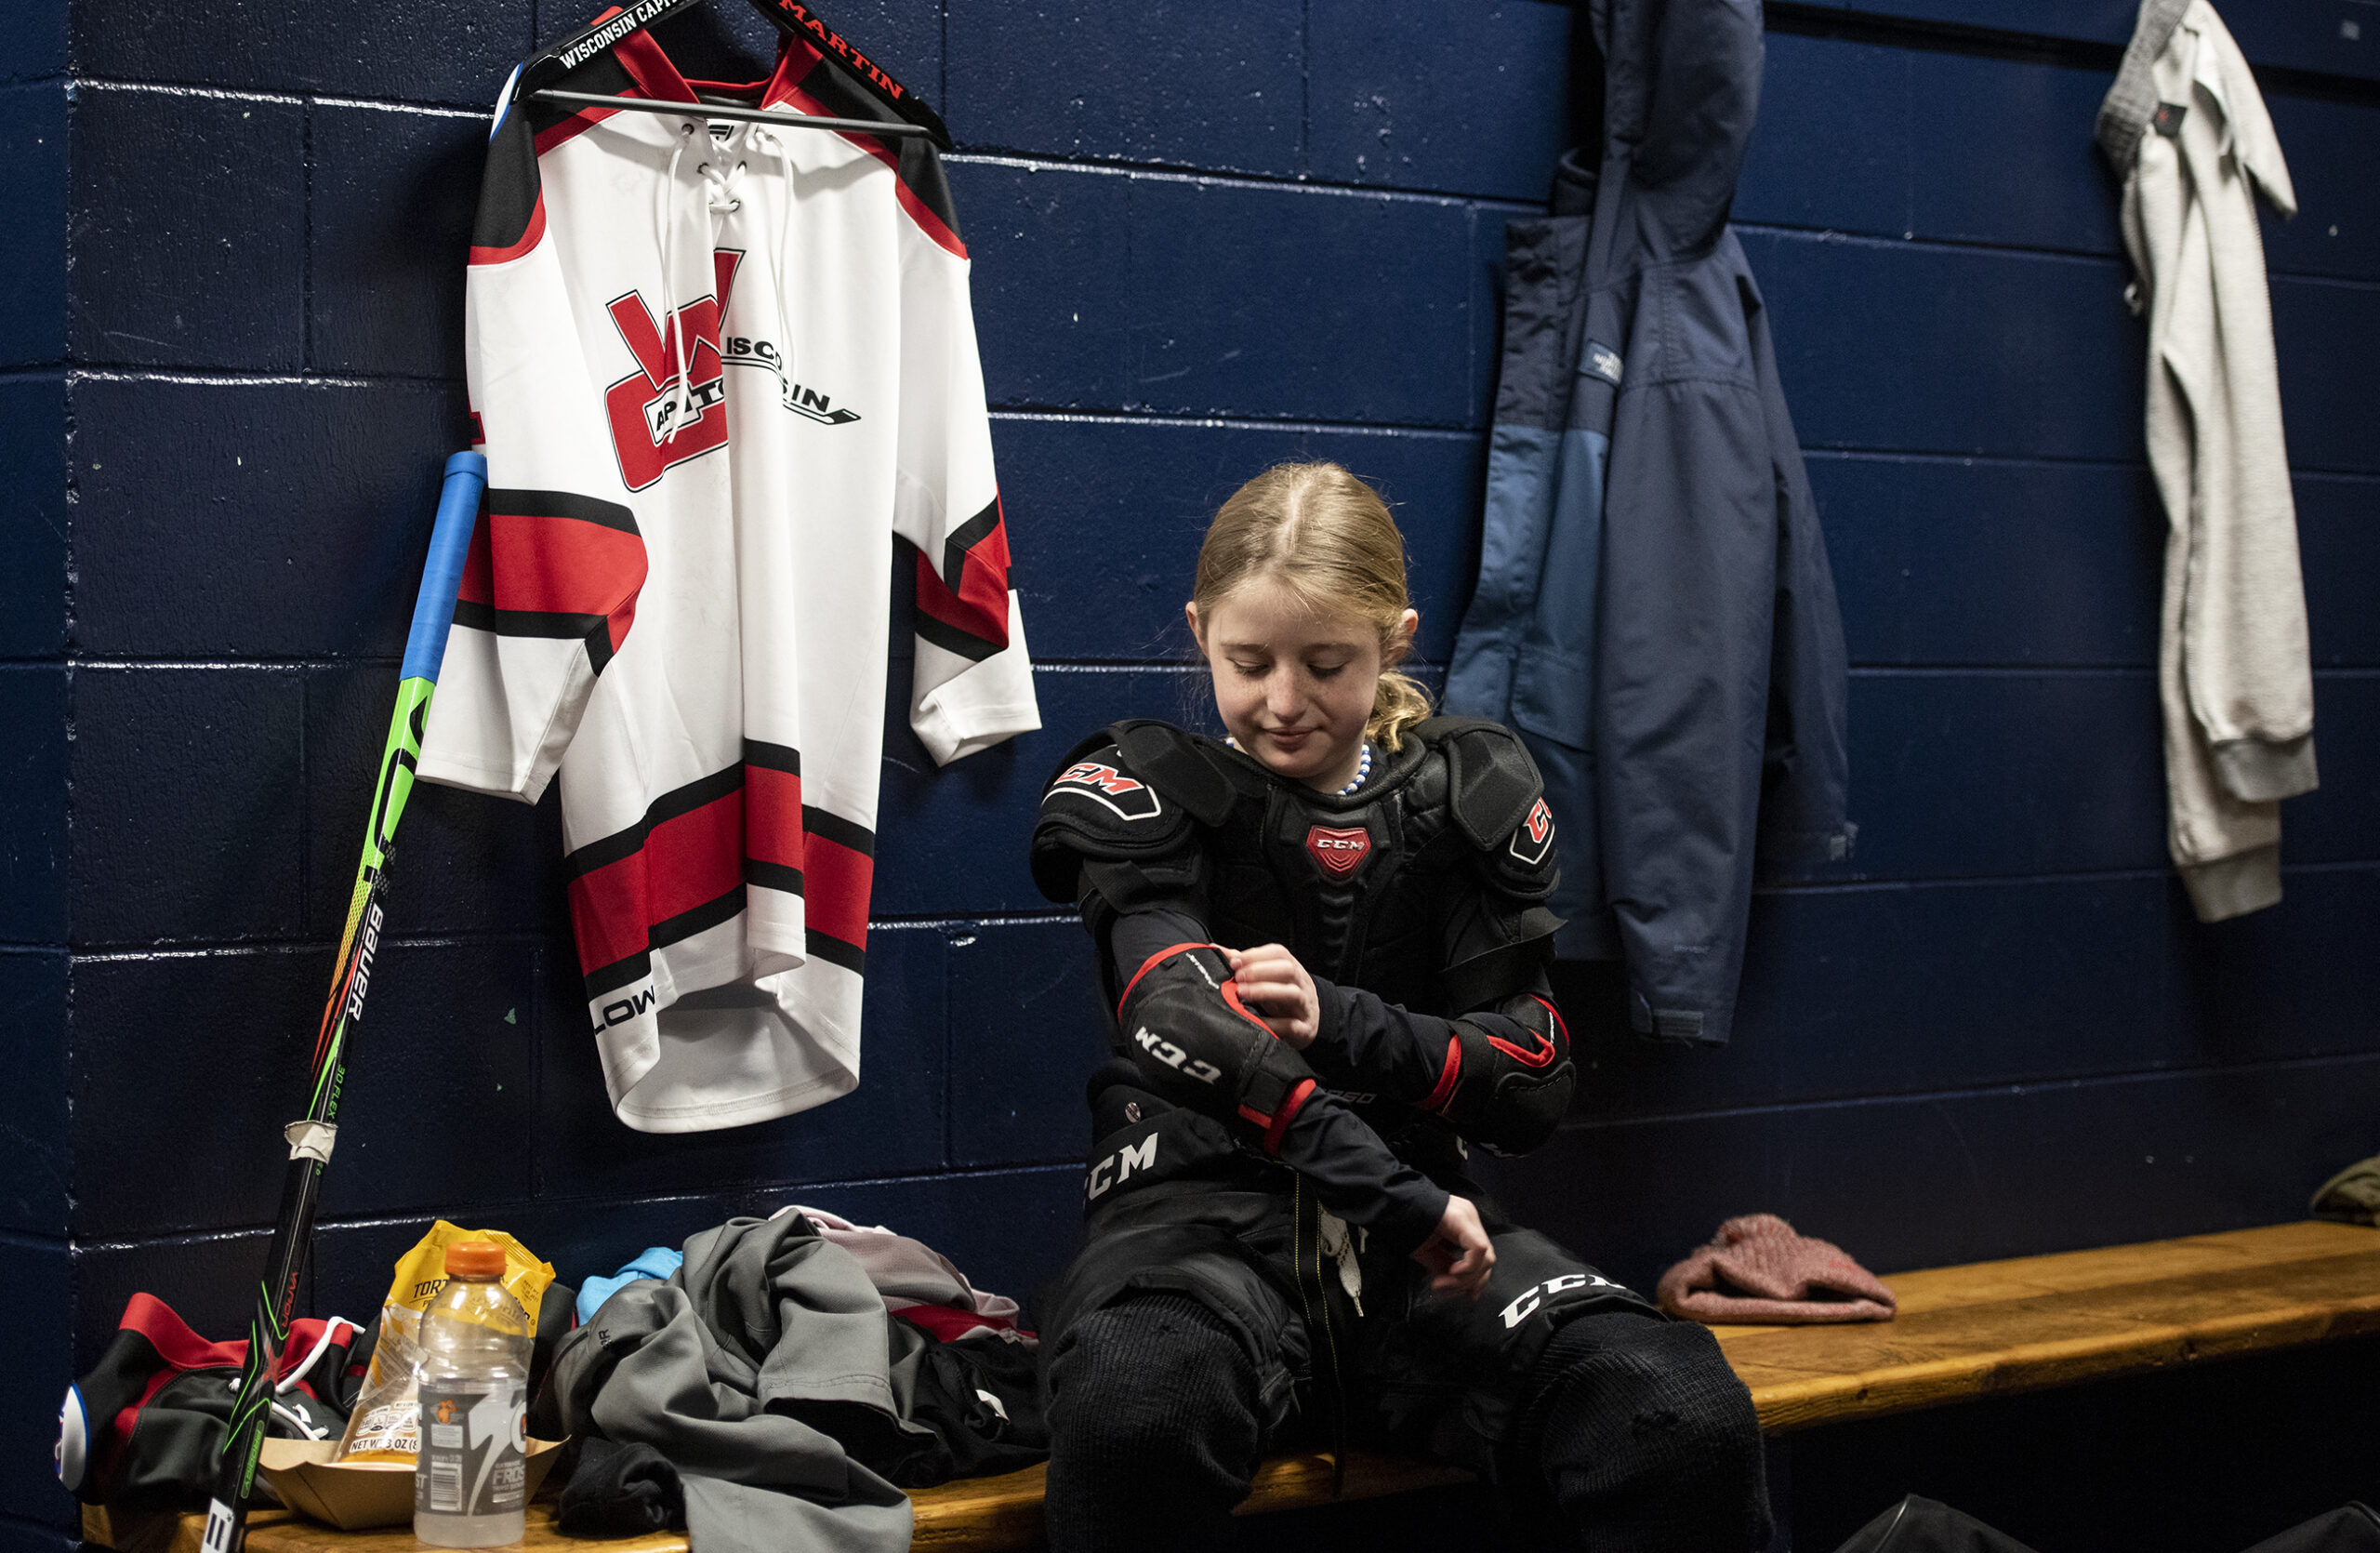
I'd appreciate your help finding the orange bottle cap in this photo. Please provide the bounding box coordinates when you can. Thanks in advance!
[443,1241,507,1280]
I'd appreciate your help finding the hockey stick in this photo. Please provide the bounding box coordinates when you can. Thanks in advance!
[198,451,487,1553]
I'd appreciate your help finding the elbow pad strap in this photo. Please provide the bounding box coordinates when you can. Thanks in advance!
[1118,942,1318,1154]
[1422,994,1576,1157]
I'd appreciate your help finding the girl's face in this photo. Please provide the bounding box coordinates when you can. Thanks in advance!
[1188,577,1417,792]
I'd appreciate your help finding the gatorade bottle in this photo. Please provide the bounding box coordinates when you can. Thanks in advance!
[414,1241,530,1547]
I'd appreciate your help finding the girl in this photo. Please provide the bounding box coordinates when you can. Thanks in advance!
[1027,463,1767,1552]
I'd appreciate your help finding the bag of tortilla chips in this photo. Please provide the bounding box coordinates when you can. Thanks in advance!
[333,1222,552,1462]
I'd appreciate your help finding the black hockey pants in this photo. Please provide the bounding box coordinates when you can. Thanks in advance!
[1043,1292,1770,1552]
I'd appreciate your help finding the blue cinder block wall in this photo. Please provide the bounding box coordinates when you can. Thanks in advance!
[4,2,2377,1548]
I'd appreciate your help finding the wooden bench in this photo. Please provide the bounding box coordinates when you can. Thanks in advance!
[84,1220,2380,1553]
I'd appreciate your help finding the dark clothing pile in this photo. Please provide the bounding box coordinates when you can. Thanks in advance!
[536,1213,1045,1553]
[1446,0,1853,1047]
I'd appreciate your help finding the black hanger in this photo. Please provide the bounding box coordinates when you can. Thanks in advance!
[512,0,950,148]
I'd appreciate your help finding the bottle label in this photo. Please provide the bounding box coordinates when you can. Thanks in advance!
[414,1377,525,1519]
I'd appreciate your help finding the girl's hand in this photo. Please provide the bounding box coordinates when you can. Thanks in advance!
[1225,944,1319,1047]
[1410,1196,1496,1299]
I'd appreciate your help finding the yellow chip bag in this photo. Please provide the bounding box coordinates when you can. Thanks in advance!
[334,1222,554,1463]
[388,1220,554,1327]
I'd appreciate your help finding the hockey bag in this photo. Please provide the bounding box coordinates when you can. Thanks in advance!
[60,1294,365,1512]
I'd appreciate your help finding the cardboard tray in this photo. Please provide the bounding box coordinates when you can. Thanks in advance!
[258,1438,566,1531]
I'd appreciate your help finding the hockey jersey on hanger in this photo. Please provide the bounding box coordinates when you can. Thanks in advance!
[419,26,1038,1132]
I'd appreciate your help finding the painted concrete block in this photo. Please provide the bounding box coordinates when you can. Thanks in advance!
[2284,673,2378,864]
[0,84,64,368]
[73,0,532,106]
[2220,4,2380,84]
[1128,179,1474,424]
[310,105,483,379]
[1578,864,2380,1127]
[1903,48,2122,257]
[1,0,63,83]
[946,0,1302,174]
[2262,92,2380,283]
[70,668,306,945]
[0,1235,69,1525]
[2298,474,2380,666]
[946,917,1109,1168]
[997,414,1308,661]
[2275,272,2380,475]
[1739,33,1909,239]
[70,941,536,1236]
[0,377,64,659]
[1829,1,2135,47]
[73,378,471,659]
[1749,228,2143,461]
[1811,451,2162,668]
[0,669,65,946]
[1843,668,2166,880]
[0,955,66,1237]
[70,88,304,370]
[965,166,1474,424]
[956,162,1135,410]
[1306,0,1571,201]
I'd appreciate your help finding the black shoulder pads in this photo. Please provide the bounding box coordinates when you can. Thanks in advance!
[1029,724,1208,903]
[1110,720,1241,826]
[1427,718,1539,847]
[1423,718,1560,898]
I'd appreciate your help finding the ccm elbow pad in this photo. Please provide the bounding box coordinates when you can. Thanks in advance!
[1421,997,1576,1157]
[1117,942,1318,1154]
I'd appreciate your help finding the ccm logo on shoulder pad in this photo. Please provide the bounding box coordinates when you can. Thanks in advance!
[1134,1025,1222,1085]
[1508,798,1555,869]
[1049,761,1162,821]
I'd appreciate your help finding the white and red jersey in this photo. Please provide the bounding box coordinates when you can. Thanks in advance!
[418,27,1037,1133]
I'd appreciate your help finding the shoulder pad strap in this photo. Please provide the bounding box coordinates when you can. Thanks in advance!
[1422,718,1542,851]
[1030,727,1197,904]
[1111,720,1243,827]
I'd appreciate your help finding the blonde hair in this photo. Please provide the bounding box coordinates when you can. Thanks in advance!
[1192,461,1433,751]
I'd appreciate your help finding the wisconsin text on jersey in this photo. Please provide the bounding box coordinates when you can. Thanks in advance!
[646,335,863,439]
[604,251,863,488]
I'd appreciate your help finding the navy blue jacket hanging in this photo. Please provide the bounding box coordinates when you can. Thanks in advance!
[1446,0,1852,1046]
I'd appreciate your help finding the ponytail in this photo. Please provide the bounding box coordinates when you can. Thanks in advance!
[1369,668,1434,752]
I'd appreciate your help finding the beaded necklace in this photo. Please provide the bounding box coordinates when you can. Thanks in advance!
[1227,737,1373,796]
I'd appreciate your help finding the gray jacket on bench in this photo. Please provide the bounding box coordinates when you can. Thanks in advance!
[542,1215,914,1553]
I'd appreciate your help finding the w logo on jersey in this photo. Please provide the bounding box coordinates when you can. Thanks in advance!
[604,250,742,490]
